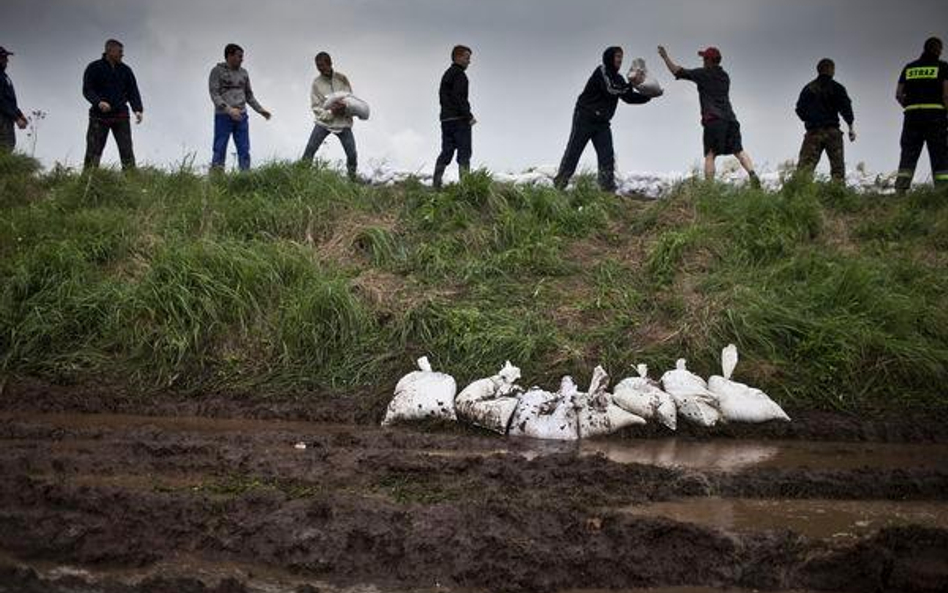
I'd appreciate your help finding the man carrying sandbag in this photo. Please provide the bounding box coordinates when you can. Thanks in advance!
[301,52,358,182]
[553,47,658,193]
[794,58,856,183]
[432,45,475,190]
[658,45,761,188]
[208,43,272,172]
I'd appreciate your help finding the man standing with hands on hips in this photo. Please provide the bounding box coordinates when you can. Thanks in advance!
[209,43,272,172]
[82,39,143,170]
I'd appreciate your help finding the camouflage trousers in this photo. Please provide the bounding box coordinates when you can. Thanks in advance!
[797,127,845,181]
[0,117,14,152]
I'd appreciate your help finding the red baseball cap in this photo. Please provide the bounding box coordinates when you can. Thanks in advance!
[698,47,721,61]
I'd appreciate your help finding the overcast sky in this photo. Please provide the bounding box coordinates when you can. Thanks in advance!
[2,0,945,176]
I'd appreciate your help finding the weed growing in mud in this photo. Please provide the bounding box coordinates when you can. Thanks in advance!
[1,151,946,412]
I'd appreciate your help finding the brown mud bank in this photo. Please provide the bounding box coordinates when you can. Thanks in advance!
[1,412,948,592]
[4,377,948,442]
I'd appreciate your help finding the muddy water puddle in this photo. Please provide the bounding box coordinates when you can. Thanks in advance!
[621,497,948,539]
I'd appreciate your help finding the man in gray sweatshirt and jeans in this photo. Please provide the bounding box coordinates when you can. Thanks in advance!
[209,43,271,171]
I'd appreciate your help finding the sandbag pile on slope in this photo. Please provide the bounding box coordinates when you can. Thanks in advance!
[455,361,524,434]
[381,357,457,426]
[708,345,791,424]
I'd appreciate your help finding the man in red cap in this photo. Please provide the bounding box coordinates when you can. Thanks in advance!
[0,46,29,152]
[658,44,761,188]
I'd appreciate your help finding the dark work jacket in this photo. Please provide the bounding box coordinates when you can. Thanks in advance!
[795,74,854,131]
[439,63,471,122]
[82,56,143,119]
[898,53,948,113]
[1,70,24,121]
[575,47,651,124]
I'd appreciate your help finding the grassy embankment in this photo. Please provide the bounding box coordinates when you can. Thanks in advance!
[1,152,946,413]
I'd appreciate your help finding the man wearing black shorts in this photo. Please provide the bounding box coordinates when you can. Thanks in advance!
[658,45,760,188]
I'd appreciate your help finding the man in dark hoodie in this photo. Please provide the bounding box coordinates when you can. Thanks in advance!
[554,47,656,193]
[895,37,948,192]
[433,45,474,190]
[795,58,856,182]
[659,45,760,188]
[1,46,28,152]
[82,39,143,170]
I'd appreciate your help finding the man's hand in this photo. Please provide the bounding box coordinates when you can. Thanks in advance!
[15,116,27,130]
[330,103,347,116]
[134,112,143,124]
[98,101,112,113]
[228,106,243,121]
[629,70,646,86]
[658,46,668,59]
[848,127,856,142]
[260,109,272,121]
[470,116,477,126]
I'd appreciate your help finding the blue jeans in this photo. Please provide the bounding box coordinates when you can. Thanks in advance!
[212,112,250,171]
[302,124,358,179]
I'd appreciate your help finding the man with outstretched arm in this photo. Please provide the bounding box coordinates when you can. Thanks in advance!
[894,37,948,192]
[82,39,143,170]
[795,58,856,182]
[658,44,760,188]
[301,52,358,181]
[432,45,475,190]
[209,43,272,172]
[553,46,657,193]
[0,46,28,152]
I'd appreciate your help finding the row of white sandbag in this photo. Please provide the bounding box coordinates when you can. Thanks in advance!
[381,345,789,440]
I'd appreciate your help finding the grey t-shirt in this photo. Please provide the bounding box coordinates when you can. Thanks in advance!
[677,66,737,124]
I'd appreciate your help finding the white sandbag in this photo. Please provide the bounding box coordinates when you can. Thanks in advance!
[508,377,580,441]
[612,364,677,430]
[578,366,646,438]
[628,58,664,98]
[708,345,791,424]
[661,359,721,427]
[455,361,523,434]
[381,357,457,426]
[323,91,371,120]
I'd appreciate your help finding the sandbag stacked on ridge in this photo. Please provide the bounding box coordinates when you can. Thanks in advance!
[381,357,457,426]
[508,376,581,441]
[708,345,790,423]
[455,361,524,434]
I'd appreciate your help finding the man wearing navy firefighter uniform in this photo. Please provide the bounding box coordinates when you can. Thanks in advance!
[895,37,948,192]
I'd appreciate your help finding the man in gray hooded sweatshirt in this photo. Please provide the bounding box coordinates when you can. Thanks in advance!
[208,43,271,171]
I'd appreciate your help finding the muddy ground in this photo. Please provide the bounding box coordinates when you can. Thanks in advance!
[2,379,948,592]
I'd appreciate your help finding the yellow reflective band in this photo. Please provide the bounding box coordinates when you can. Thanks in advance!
[905,67,939,80]
[905,104,947,111]
[935,173,948,181]
[897,170,915,177]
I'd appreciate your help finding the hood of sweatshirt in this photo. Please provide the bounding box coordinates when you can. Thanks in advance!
[602,46,622,74]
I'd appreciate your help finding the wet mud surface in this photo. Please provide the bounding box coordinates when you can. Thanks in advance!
[2,388,948,591]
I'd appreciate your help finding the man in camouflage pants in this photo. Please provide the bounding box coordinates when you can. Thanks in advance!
[795,58,855,182]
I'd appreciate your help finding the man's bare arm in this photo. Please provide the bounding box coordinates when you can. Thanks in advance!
[657,45,683,76]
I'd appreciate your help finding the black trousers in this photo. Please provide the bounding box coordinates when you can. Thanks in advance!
[0,117,15,152]
[896,111,948,191]
[84,117,135,170]
[554,111,616,192]
[433,119,472,186]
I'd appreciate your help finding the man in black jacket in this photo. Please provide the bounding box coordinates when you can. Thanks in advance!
[795,58,856,182]
[82,39,144,170]
[895,37,948,192]
[433,45,474,189]
[0,46,28,152]
[554,47,656,192]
